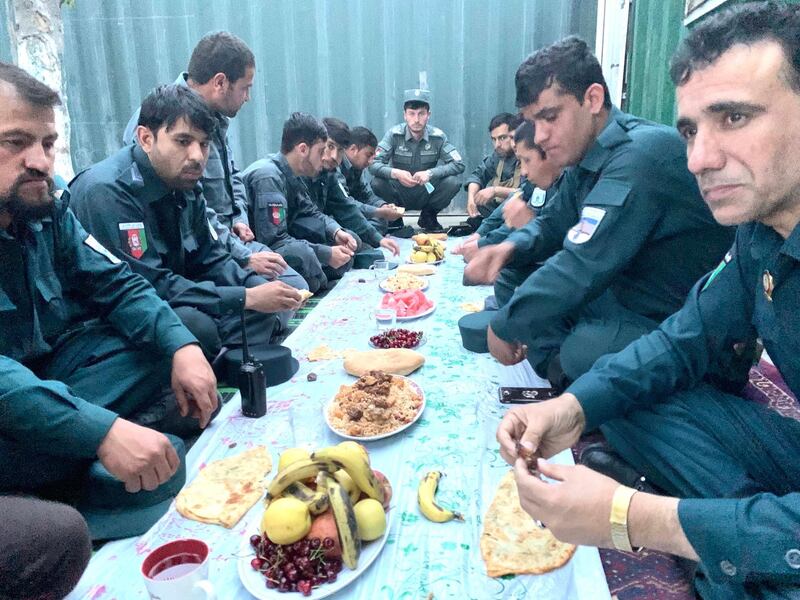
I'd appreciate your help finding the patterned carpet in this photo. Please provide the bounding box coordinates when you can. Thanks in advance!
[584,360,799,600]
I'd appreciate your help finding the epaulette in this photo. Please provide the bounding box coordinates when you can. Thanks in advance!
[429,126,445,137]
[390,124,405,135]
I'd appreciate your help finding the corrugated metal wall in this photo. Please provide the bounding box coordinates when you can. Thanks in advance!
[56,0,596,213]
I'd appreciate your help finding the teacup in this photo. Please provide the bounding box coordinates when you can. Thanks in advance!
[141,538,216,599]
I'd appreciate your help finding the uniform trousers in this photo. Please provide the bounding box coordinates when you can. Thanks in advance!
[0,496,91,600]
[601,387,800,599]
[371,175,460,216]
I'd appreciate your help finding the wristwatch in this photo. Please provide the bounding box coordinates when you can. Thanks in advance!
[610,485,638,552]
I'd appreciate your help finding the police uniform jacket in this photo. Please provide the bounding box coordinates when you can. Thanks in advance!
[338,155,385,219]
[241,153,340,265]
[568,219,800,586]
[464,152,520,191]
[69,145,266,318]
[0,197,196,458]
[369,124,465,180]
[491,107,735,344]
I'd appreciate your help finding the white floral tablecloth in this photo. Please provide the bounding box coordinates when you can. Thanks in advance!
[68,240,610,600]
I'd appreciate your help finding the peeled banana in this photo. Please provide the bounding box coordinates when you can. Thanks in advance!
[265,458,337,500]
[417,471,464,523]
[319,471,361,570]
[311,446,385,504]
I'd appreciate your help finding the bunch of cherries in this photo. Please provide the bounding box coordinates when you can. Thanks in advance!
[369,328,423,349]
[249,534,343,596]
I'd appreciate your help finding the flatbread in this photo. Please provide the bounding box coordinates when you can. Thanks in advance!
[298,289,314,302]
[460,301,484,313]
[176,446,272,528]
[343,349,425,377]
[480,471,576,577]
[397,264,437,276]
[307,345,357,361]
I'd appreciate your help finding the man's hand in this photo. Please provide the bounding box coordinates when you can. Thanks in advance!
[245,281,303,312]
[328,245,354,268]
[374,204,405,220]
[513,458,618,548]
[503,197,535,229]
[335,229,358,252]
[452,237,480,262]
[97,418,180,493]
[171,344,218,428]
[379,237,400,256]
[463,241,515,285]
[412,170,431,185]
[232,222,255,242]
[247,251,288,279]
[467,196,480,218]
[452,233,479,255]
[392,169,417,188]
[474,187,496,206]
[487,323,527,365]
[496,393,586,465]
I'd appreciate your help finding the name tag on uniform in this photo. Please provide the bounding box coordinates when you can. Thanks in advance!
[567,207,606,244]
[118,222,148,259]
[84,234,121,264]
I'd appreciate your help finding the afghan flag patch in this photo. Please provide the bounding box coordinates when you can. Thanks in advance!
[269,203,286,226]
[118,222,148,259]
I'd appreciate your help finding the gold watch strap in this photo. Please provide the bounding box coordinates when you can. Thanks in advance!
[610,485,638,552]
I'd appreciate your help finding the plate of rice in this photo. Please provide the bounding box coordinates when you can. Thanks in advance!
[324,371,425,441]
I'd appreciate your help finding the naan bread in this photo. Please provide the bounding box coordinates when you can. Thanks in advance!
[343,349,425,377]
[298,289,314,302]
[307,345,356,361]
[480,471,576,577]
[397,264,437,276]
[460,301,484,313]
[176,446,272,528]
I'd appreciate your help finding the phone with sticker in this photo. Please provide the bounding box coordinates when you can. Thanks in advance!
[498,386,559,404]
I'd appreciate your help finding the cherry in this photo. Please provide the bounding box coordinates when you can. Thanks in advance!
[250,534,262,548]
[297,580,312,596]
[323,537,335,549]
[250,557,264,571]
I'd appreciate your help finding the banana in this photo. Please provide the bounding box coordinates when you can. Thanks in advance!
[265,458,337,500]
[415,244,434,253]
[417,471,464,523]
[333,469,361,504]
[283,481,330,515]
[311,447,385,504]
[319,471,361,570]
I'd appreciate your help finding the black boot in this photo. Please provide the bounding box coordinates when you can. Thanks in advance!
[418,210,444,233]
[579,442,661,494]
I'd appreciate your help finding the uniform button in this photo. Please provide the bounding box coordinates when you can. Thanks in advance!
[720,560,737,577]
[785,549,800,569]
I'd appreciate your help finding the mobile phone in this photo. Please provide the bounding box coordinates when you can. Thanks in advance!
[498,386,559,404]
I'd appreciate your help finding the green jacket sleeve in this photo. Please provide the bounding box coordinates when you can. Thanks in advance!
[465,154,496,190]
[326,177,384,247]
[429,134,466,179]
[368,130,396,179]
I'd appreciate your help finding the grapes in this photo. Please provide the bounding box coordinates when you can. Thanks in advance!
[250,531,345,594]
[370,328,424,349]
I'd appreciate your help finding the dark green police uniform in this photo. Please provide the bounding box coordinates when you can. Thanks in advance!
[369,89,464,222]
[465,151,522,218]
[338,155,389,234]
[490,108,735,385]
[69,145,278,359]
[122,74,309,300]
[0,196,196,491]
[241,153,353,293]
[475,179,551,248]
[568,219,800,600]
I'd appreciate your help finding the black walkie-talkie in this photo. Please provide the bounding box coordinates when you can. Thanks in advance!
[239,305,267,418]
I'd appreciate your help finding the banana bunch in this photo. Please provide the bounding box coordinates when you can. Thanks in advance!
[310,446,385,504]
[417,471,464,523]
[319,471,361,570]
[410,234,446,263]
[265,458,338,500]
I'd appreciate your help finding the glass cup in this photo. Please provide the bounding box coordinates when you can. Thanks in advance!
[141,539,216,599]
[369,259,391,281]
[374,307,396,331]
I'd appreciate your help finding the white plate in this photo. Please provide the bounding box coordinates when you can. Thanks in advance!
[323,376,426,442]
[378,277,429,293]
[405,257,444,266]
[239,508,394,599]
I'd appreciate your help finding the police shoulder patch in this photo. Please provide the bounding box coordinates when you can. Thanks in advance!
[118,222,148,259]
[450,150,462,162]
[530,188,547,209]
[567,206,606,244]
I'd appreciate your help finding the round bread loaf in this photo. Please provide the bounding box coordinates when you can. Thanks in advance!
[343,349,425,376]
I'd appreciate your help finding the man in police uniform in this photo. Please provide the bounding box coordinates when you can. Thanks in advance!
[0,64,217,594]
[306,118,400,261]
[496,5,800,598]
[465,37,734,390]
[454,121,561,262]
[242,112,355,293]
[71,85,303,360]
[121,32,309,302]
[465,113,523,227]
[369,89,465,232]
[339,126,406,235]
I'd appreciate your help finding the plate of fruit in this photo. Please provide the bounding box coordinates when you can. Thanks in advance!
[407,233,445,265]
[368,328,425,349]
[239,444,393,598]
[380,290,435,321]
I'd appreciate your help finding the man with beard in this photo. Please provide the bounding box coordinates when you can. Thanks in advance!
[71,85,302,361]
[122,32,309,321]
[304,117,400,264]
[0,63,217,595]
[464,113,524,228]
[242,112,355,292]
